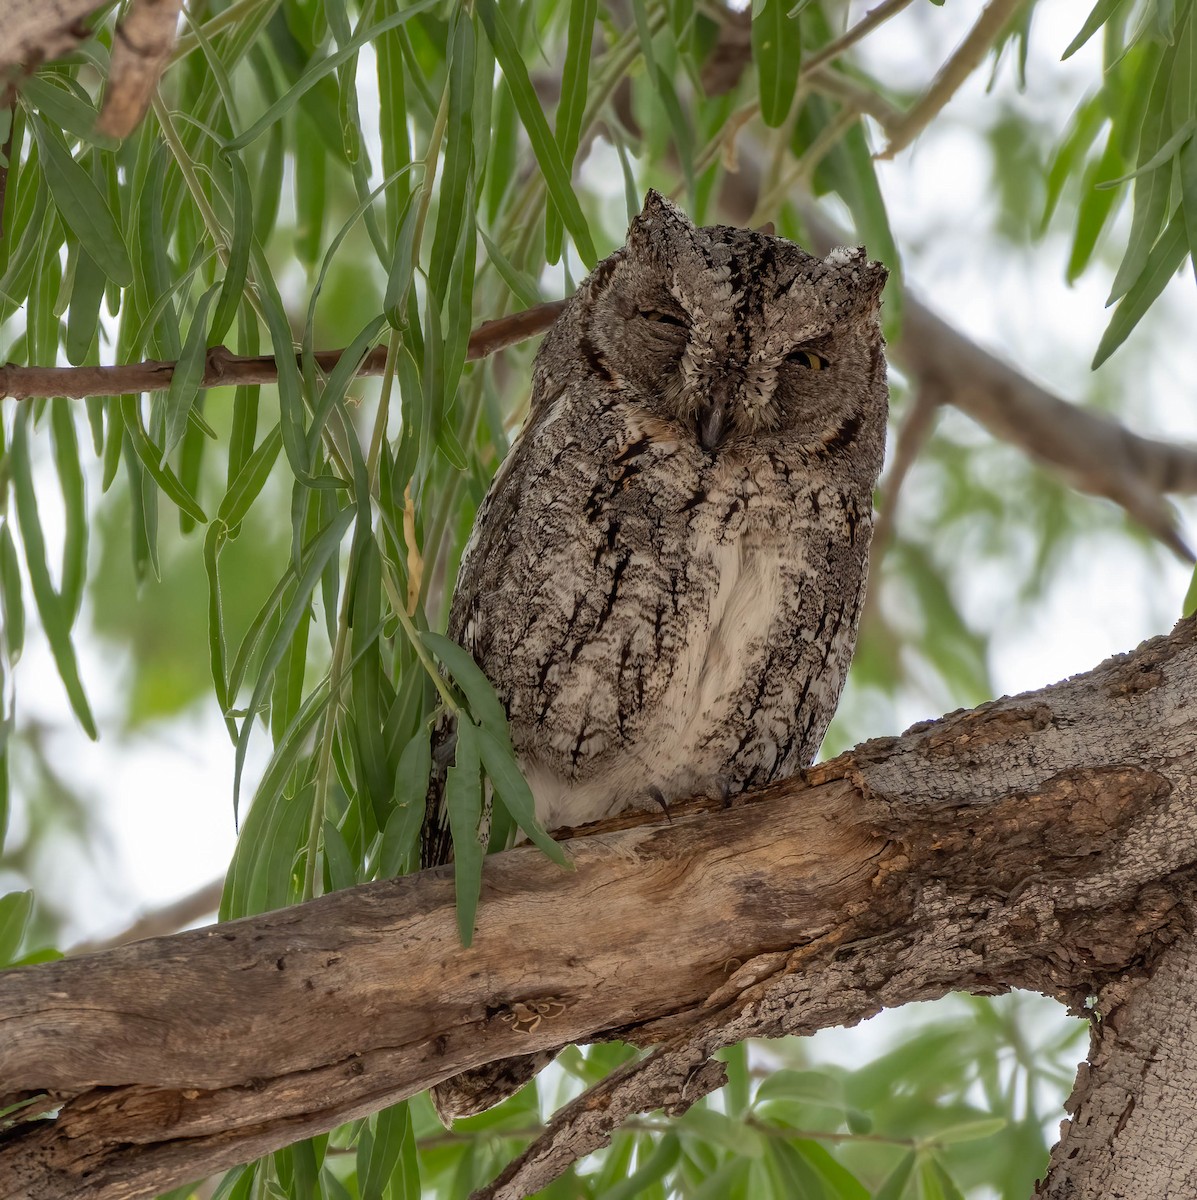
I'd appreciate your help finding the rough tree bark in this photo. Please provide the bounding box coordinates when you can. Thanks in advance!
[2,620,1197,1199]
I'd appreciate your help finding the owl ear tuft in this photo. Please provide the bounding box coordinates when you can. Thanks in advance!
[825,247,887,315]
[628,189,693,246]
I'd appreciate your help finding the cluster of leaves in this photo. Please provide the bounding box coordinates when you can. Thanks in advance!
[0,0,1187,1196]
[1046,0,1197,364]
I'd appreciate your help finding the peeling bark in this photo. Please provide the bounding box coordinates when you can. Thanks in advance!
[1,623,1197,1198]
[0,0,106,74]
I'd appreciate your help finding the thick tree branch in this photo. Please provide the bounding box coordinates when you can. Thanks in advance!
[3,621,1197,1199]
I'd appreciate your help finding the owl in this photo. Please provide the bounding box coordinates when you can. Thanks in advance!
[423,190,888,1120]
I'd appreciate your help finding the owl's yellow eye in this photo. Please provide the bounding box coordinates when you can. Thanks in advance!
[786,349,829,370]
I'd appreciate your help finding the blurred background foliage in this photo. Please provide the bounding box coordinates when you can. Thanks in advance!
[2,0,1195,1195]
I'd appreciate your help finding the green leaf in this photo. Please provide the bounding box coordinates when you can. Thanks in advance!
[475,0,598,267]
[322,818,358,892]
[873,1151,917,1200]
[603,1134,682,1200]
[1094,206,1188,365]
[65,246,107,365]
[29,115,132,286]
[428,12,475,302]
[753,0,802,127]
[120,395,208,523]
[217,423,283,528]
[421,632,507,730]
[1062,0,1123,59]
[446,719,485,946]
[0,890,33,966]
[0,525,25,661]
[380,728,432,878]
[226,1,440,151]
[163,283,221,460]
[210,151,253,345]
[234,503,355,815]
[49,400,87,627]
[11,411,97,738]
[929,1115,1008,1144]
[20,75,119,150]
[546,0,598,262]
[477,726,568,866]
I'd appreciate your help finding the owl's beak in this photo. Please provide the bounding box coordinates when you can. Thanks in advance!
[698,395,730,452]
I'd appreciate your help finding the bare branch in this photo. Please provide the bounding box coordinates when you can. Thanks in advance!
[879,0,1030,160]
[0,301,568,401]
[96,0,184,138]
[3,621,1197,1198]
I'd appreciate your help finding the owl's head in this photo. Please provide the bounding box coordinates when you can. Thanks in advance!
[570,191,887,466]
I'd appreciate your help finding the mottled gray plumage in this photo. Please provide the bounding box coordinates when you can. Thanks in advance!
[425,191,888,1120]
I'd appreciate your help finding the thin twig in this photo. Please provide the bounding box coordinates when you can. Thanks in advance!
[802,0,918,74]
[879,0,1030,159]
[0,301,569,401]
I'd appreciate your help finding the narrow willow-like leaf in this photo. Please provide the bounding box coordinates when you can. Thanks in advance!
[359,1103,416,1200]
[218,423,283,528]
[20,75,119,150]
[873,1151,918,1200]
[1094,206,1187,365]
[475,0,598,267]
[546,0,598,262]
[162,283,221,461]
[49,400,87,626]
[445,718,484,946]
[322,818,357,891]
[429,11,476,301]
[0,525,24,661]
[10,412,97,738]
[203,521,237,739]
[1109,39,1177,302]
[29,115,132,286]
[753,0,802,127]
[479,228,542,307]
[119,395,208,523]
[210,151,253,345]
[477,726,567,866]
[233,503,356,814]
[1062,0,1124,59]
[65,246,106,365]
[421,631,506,730]
[1067,131,1125,281]
[380,728,431,877]
[603,1134,682,1200]
[226,0,439,151]
[0,890,32,966]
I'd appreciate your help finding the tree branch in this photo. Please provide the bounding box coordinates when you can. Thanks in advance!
[96,0,184,138]
[0,302,568,401]
[3,620,1197,1199]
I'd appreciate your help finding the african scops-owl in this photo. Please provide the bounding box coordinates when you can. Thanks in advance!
[425,190,888,1118]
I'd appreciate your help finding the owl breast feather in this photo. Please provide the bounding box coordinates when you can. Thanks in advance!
[449,400,871,833]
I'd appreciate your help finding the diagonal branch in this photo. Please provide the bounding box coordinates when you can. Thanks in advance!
[3,620,1197,1199]
[96,0,185,138]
